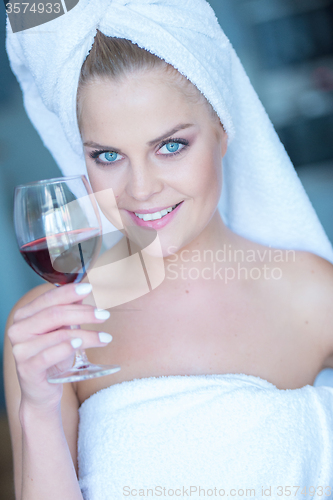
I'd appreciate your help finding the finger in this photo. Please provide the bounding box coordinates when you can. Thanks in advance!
[13,282,94,323]
[28,330,112,377]
[28,341,77,377]
[12,329,112,362]
[9,304,111,344]
[8,304,88,345]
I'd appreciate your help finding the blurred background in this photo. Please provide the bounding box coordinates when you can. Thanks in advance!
[1,0,333,497]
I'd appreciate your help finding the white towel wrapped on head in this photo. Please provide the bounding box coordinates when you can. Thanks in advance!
[5,0,333,262]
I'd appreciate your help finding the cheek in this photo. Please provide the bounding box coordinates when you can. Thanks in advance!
[86,165,121,198]
[208,140,223,197]
[189,145,222,204]
[86,166,102,193]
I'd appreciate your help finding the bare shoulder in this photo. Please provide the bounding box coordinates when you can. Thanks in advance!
[238,232,333,297]
[234,232,333,341]
[234,234,333,372]
[279,249,333,364]
[281,249,333,305]
[9,282,55,313]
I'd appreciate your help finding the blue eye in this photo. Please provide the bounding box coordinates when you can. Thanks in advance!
[159,141,187,155]
[166,142,180,153]
[100,152,120,162]
[89,149,124,165]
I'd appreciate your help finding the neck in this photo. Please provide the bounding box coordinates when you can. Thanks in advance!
[164,209,236,276]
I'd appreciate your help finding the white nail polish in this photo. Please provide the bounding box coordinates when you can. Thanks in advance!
[71,338,83,349]
[75,283,92,295]
[98,332,113,343]
[94,309,111,320]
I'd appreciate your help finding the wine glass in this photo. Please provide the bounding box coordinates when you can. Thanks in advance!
[13,175,121,383]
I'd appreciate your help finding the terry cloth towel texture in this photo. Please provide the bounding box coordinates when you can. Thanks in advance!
[78,373,333,500]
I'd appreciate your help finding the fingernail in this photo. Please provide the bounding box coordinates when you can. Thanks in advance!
[75,283,92,295]
[98,332,113,343]
[94,309,110,320]
[71,338,83,349]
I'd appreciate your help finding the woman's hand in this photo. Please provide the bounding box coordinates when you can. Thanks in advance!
[7,282,112,415]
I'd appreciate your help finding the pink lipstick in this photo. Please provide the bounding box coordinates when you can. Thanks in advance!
[125,201,184,229]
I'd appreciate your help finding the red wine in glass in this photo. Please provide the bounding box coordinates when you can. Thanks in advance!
[14,175,121,383]
[20,228,101,285]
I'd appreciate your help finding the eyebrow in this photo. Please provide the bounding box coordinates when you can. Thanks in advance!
[147,123,194,146]
[83,123,194,151]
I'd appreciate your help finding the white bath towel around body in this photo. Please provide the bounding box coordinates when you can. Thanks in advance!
[78,373,333,500]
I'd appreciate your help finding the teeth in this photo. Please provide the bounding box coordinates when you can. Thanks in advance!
[135,204,178,221]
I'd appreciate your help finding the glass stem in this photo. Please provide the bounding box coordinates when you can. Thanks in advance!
[70,324,90,369]
[74,349,90,368]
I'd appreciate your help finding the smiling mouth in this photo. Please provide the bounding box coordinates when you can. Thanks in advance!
[133,202,183,221]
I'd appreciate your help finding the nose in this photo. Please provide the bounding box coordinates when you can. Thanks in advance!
[126,161,164,202]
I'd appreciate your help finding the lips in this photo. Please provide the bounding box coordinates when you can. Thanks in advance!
[133,203,180,215]
[125,201,184,229]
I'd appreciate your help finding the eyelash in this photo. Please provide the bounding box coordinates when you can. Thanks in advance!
[88,137,189,166]
[158,137,189,156]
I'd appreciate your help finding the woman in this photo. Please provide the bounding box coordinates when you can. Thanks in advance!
[4,1,333,499]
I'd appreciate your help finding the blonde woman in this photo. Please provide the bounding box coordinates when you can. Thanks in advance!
[4,1,333,499]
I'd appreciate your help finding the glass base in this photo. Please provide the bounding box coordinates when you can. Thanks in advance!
[47,363,121,383]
